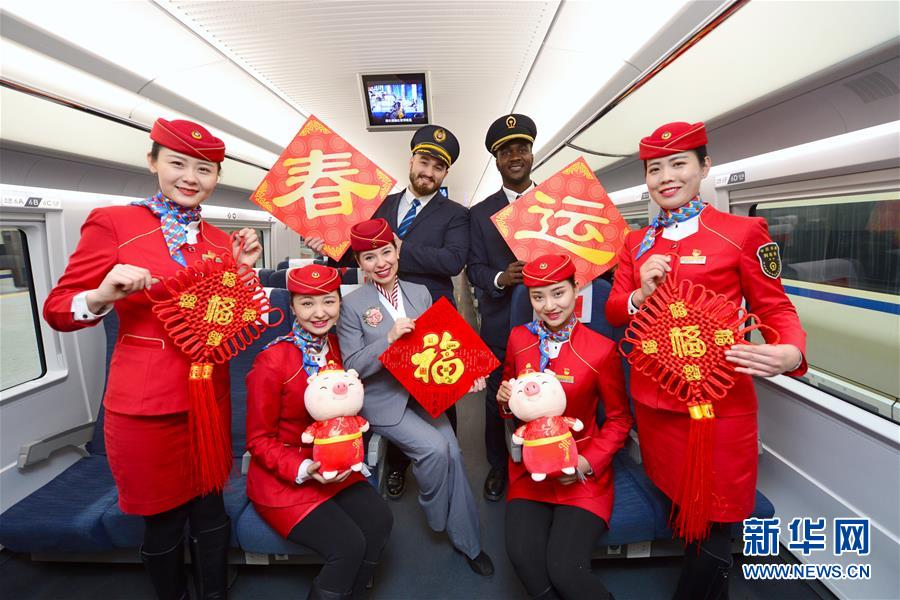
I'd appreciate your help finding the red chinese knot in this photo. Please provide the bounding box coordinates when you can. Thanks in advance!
[618,256,778,543]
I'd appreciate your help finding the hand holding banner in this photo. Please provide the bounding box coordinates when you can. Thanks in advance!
[379,297,499,418]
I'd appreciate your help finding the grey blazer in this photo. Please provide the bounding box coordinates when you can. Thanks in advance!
[337,280,433,427]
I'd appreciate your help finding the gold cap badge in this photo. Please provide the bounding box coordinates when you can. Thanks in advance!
[191,130,203,140]
[506,116,517,128]
[434,128,446,142]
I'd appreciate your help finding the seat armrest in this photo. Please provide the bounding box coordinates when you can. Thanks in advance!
[505,419,522,463]
[18,422,93,468]
[625,429,641,464]
[366,433,385,468]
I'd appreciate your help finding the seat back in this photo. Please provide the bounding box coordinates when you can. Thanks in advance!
[86,310,120,456]
[276,260,290,270]
[269,268,289,289]
[341,267,365,285]
[228,288,293,456]
[255,268,275,287]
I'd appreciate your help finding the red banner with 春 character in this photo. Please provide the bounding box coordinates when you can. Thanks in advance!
[491,157,629,288]
[379,297,500,418]
[251,115,396,261]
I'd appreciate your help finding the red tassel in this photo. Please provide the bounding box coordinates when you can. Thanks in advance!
[188,363,232,494]
[671,401,715,545]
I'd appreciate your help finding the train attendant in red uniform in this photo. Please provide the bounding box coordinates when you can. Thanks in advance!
[497,254,633,600]
[43,118,262,599]
[606,121,807,599]
[245,265,392,600]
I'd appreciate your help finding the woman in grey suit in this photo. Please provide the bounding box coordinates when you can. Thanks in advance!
[337,218,494,576]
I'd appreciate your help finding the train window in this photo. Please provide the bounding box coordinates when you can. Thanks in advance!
[619,209,649,230]
[0,228,46,391]
[752,191,899,417]
[215,226,267,268]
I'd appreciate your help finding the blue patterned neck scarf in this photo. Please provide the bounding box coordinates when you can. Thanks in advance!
[263,320,328,376]
[525,316,577,371]
[635,197,706,260]
[131,192,201,266]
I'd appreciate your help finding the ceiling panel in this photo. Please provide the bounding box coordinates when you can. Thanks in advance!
[160,0,560,206]
[569,0,900,158]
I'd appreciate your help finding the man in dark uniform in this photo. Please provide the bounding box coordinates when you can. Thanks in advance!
[467,114,537,501]
[311,125,469,498]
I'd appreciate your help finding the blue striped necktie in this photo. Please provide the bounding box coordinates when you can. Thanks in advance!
[397,198,420,238]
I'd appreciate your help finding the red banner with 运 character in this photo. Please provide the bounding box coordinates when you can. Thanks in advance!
[491,157,629,287]
[379,297,500,418]
[251,115,396,261]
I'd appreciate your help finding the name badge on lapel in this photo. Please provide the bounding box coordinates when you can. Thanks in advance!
[679,249,707,265]
[555,367,575,384]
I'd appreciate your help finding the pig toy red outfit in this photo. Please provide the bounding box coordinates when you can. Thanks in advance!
[301,365,369,480]
[509,368,584,482]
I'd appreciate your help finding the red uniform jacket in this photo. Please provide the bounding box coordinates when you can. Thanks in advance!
[503,323,633,523]
[606,207,808,416]
[43,206,234,416]
[245,338,363,512]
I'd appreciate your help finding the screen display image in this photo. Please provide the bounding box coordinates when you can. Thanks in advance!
[362,73,430,129]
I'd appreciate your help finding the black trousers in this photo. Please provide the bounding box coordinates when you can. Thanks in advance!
[505,499,611,600]
[287,481,393,594]
[673,522,735,600]
[143,493,227,553]
[483,345,509,472]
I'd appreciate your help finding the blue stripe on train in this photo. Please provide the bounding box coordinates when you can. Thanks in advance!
[783,284,900,315]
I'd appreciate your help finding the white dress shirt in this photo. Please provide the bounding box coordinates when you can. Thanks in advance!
[396,188,439,227]
[628,212,701,313]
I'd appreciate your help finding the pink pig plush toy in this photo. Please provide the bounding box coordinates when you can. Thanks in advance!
[508,366,583,482]
[301,363,369,480]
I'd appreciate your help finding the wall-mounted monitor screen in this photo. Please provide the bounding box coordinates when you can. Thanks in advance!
[361,73,430,130]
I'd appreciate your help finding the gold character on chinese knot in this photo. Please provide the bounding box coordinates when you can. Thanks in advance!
[241,308,258,322]
[513,191,615,266]
[206,331,224,347]
[641,340,658,354]
[411,331,465,385]
[204,295,236,326]
[714,329,735,346]
[683,364,702,382]
[669,301,688,318]
[272,149,380,218]
[221,272,237,288]
[670,325,707,359]
[179,294,198,309]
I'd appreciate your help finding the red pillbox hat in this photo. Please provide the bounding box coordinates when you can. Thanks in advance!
[151,118,226,163]
[639,121,707,160]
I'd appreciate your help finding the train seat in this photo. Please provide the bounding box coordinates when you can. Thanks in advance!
[254,268,275,287]
[95,306,254,549]
[268,268,289,289]
[0,454,119,553]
